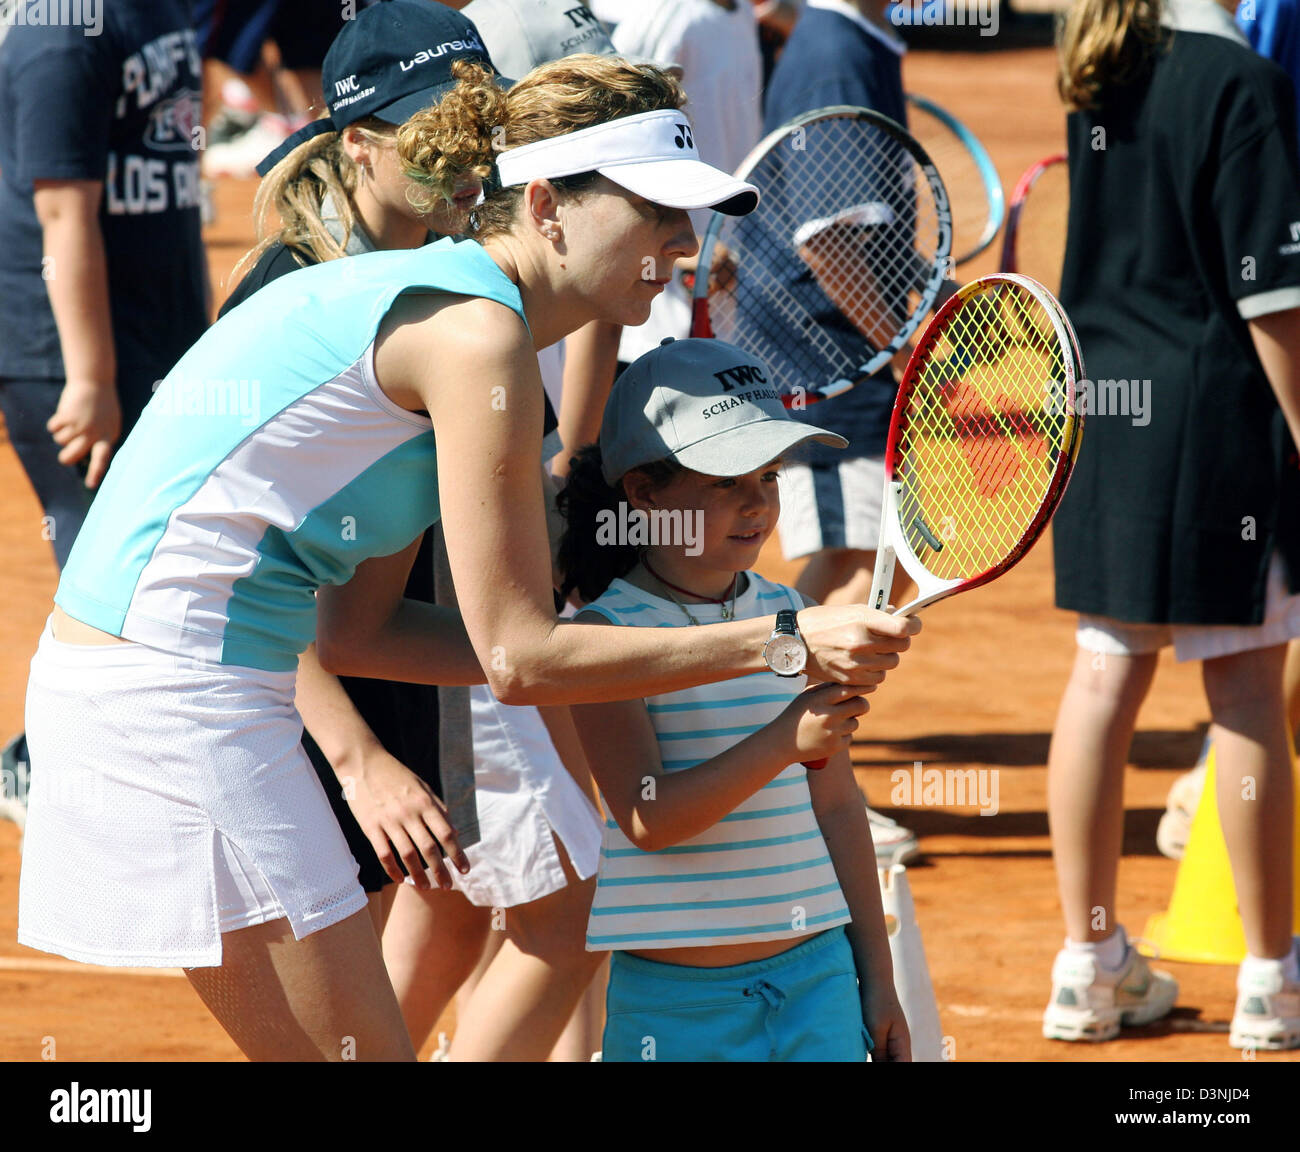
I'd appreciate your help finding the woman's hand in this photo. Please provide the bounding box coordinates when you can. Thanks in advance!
[862,983,912,1063]
[777,682,872,762]
[797,605,921,687]
[339,747,470,890]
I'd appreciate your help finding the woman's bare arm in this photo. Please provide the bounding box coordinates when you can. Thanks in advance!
[369,292,920,706]
[316,535,486,685]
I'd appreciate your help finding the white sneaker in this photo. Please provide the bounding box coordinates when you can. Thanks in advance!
[201,114,292,178]
[1043,936,1179,1042]
[1230,948,1300,1051]
[428,1032,451,1061]
[866,805,920,867]
[1156,740,1211,860]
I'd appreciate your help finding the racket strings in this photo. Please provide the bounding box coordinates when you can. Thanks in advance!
[894,282,1072,581]
[707,114,944,397]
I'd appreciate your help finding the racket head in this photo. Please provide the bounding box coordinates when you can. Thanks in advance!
[904,93,1005,266]
[690,105,953,408]
[998,152,1068,295]
[879,273,1083,613]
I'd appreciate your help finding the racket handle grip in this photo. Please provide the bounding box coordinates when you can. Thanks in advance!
[803,758,828,771]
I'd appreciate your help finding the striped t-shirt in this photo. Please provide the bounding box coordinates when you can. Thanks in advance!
[580,571,852,951]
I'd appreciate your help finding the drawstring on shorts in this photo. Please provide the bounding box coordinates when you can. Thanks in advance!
[744,978,788,1057]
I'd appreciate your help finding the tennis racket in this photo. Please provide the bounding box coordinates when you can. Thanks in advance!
[803,274,1083,769]
[690,106,953,409]
[905,93,1005,266]
[999,152,1068,295]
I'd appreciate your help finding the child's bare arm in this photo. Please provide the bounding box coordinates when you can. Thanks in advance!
[808,751,912,1062]
[1249,307,1300,453]
[570,613,873,851]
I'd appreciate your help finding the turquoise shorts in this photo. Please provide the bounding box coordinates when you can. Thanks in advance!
[602,926,873,1062]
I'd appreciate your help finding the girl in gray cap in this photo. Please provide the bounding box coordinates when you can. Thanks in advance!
[558,336,911,1062]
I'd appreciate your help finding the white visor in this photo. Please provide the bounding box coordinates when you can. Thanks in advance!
[494,109,758,216]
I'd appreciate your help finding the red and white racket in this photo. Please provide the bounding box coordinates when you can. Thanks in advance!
[804,274,1083,769]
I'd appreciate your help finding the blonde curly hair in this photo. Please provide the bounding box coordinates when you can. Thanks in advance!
[1057,0,1168,111]
[397,54,687,238]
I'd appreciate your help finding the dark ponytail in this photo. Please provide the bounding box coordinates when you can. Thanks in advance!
[557,444,681,604]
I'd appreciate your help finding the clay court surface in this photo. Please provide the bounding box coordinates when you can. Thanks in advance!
[0,45,1291,1065]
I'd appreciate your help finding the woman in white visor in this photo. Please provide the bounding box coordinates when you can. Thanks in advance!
[20,53,920,1060]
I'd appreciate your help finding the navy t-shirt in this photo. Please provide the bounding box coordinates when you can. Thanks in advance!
[0,2,208,385]
[758,6,909,461]
[1052,27,1300,624]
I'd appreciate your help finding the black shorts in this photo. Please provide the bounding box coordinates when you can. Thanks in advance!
[304,674,442,893]
[302,526,444,894]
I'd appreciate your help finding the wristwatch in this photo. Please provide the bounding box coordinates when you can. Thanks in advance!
[762,609,808,677]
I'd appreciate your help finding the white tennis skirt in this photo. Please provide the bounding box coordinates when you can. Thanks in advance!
[17,621,366,968]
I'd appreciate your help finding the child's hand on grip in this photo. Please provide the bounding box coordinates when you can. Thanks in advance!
[781,682,871,763]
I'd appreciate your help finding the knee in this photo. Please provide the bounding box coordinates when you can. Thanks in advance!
[506,884,599,969]
[1068,649,1158,711]
[1204,650,1286,721]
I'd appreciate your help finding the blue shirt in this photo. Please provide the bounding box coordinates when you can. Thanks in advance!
[1238,0,1300,148]
[56,238,526,670]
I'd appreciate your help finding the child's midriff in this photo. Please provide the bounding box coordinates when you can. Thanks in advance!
[629,929,825,969]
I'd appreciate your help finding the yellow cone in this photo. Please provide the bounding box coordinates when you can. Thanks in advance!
[1141,741,1300,965]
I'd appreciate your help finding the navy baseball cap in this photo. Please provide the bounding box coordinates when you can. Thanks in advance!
[256,1,509,176]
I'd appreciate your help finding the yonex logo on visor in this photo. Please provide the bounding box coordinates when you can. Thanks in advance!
[493,109,759,215]
[495,110,700,185]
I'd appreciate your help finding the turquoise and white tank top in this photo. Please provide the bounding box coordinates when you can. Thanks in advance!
[55,237,526,671]
[579,572,852,951]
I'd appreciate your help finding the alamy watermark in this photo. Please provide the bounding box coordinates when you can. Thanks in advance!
[595,502,703,557]
[890,761,999,815]
[891,0,998,38]
[3,0,102,36]
[152,377,262,426]
[1045,377,1151,427]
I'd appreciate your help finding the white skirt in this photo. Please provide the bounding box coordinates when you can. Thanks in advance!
[441,686,603,909]
[17,622,366,968]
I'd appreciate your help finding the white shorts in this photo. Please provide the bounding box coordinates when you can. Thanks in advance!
[776,455,886,561]
[17,622,366,968]
[1077,556,1300,663]
[436,686,603,909]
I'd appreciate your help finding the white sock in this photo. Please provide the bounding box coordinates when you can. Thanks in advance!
[1066,927,1128,971]
[1243,943,1300,984]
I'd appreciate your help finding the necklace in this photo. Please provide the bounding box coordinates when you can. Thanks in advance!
[643,557,738,625]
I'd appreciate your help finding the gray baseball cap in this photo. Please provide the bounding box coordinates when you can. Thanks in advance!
[599,338,848,484]
[464,0,618,77]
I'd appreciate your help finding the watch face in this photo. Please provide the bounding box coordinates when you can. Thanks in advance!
[765,633,806,676]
